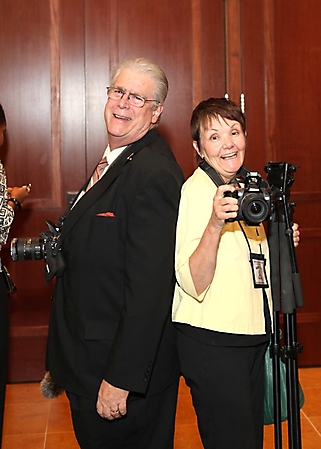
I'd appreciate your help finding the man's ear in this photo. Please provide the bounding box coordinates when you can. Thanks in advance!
[151,104,163,124]
[193,140,202,158]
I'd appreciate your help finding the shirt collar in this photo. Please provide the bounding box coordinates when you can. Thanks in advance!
[103,144,128,166]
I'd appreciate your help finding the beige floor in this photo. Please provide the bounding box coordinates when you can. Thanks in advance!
[2,367,321,448]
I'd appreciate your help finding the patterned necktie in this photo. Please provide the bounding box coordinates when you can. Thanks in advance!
[86,157,108,191]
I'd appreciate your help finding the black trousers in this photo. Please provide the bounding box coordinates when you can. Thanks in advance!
[67,379,179,449]
[0,274,8,448]
[177,331,268,449]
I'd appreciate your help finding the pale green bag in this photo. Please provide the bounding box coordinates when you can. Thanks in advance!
[264,343,305,425]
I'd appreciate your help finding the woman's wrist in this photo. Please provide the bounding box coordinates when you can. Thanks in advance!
[8,197,22,210]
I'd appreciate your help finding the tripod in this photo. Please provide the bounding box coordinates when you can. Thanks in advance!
[266,162,304,449]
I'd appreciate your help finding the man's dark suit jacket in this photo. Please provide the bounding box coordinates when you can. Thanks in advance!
[46,129,184,400]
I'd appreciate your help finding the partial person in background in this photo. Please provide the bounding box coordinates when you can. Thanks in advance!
[0,104,30,447]
[44,58,184,449]
[172,97,300,449]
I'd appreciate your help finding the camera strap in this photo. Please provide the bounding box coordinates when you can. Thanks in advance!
[199,159,250,186]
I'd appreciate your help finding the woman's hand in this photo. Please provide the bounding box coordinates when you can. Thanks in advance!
[292,223,300,247]
[8,184,31,205]
[210,184,239,228]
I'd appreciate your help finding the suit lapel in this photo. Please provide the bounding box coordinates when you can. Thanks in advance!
[61,129,158,239]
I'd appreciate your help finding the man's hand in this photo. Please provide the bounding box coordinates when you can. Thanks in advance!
[96,379,129,420]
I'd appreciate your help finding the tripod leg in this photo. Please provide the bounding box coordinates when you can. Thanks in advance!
[284,312,302,449]
[272,311,283,449]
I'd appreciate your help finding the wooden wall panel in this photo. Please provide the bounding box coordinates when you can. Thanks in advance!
[190,0,226,104]
[0,1,52,198]
[2,0,320,382]
[101,0,226,178]
[0,0,226,381]
[235,0,321,367]
[240,0,269,170]
[272,0,321,366]
[60,0,87,194]
[84,1,111,173]
[108,0,196,177]
[0,0,60,382]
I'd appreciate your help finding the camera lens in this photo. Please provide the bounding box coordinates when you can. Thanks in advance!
[10,237,45,261]
[250,202,263,214]
[242,194,270,224]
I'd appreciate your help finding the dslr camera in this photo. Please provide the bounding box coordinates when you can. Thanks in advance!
[224,171,271,226]
[10,219,65,281]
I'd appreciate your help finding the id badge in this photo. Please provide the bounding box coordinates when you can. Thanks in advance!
[249,253,269,289]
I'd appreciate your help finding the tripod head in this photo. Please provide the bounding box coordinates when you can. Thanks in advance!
[265,161,297,192]
[265,162,298,222]
[265,161,304,312]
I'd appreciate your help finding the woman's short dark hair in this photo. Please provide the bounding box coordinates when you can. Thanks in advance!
[190,97,246,153]
[0,104,6,126]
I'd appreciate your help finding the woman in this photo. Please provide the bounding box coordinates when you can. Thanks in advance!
[172,98,299,449]
[0,104,30,446]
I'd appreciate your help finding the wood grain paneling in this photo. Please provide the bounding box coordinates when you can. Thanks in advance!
[84,0,111,172]
[240,0,269,170]
[60,0,87,194]
[50,0,63,207]
[224,0,243,102]
[0,0,226,381]
[272,0,321,365]
[194,0,225,103]
[0,0,61,382]
[0,0,320,381]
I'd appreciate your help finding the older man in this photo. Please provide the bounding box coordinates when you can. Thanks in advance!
[45,58,184,448]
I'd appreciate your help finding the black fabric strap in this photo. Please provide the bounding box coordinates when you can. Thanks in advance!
[199,159,250,187]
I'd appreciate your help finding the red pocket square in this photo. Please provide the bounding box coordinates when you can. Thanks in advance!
[96,212,116,217]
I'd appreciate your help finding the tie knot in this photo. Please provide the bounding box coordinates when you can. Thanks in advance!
[98,156,107,166]
[86,157,109,192]
[95,157,108,180]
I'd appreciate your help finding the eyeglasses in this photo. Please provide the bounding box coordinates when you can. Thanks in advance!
[106,87,158,108]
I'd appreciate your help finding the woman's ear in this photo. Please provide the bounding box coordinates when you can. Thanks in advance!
[193,140,202,159]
